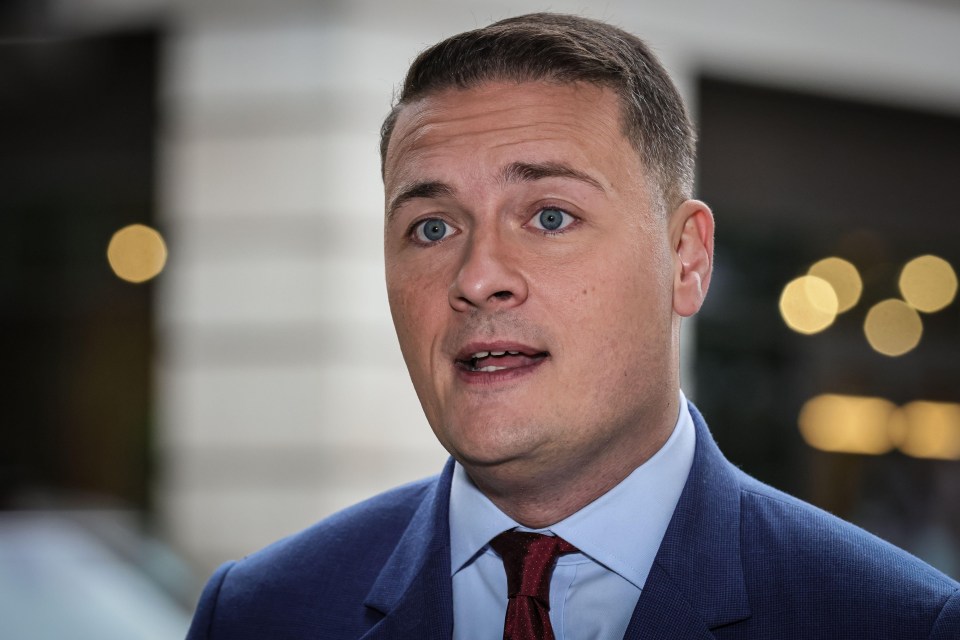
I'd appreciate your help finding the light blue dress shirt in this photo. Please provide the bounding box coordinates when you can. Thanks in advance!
[449,393,696,640]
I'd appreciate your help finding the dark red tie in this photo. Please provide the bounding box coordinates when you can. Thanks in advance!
[489,530,578,640]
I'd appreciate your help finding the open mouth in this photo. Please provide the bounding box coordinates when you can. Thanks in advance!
[455,349,549,373]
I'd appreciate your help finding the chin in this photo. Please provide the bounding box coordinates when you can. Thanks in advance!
[446,421,547,468]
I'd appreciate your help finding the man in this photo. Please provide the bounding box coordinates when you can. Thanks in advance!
[187,13,959,640]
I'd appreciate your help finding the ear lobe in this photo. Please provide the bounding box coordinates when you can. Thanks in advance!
[671,199,715,317]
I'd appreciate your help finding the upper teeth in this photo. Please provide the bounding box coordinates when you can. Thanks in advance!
[471,350,520,358]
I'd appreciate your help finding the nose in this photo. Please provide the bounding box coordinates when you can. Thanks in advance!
[448,230,528,312]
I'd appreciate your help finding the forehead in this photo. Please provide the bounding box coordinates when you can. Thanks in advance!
[383,81,645,198]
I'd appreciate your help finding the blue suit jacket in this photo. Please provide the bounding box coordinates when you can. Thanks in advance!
[187,404,960,639]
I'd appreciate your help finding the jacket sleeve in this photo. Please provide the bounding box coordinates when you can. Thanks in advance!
[930,588,960,640]
[185,561,235,640]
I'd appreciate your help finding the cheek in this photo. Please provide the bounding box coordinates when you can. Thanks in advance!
[560,247,672,344]
[387,276,425,344]
[388,262,436,308]
[387,270,447,361]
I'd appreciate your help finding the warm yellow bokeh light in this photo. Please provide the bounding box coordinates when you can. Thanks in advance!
[808,257,862,313]
[779,275,839,335]
[896,401,960,460]
[798,394,897,455]
[801,395,960,459]
[898,255,957,313]
[863,299,922,356]
[107,224,168,284]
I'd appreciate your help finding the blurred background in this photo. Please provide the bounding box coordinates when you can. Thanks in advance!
[2,0,958,637]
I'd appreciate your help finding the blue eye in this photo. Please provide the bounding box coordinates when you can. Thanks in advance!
[531,207,574,232]
[413,218,454,243]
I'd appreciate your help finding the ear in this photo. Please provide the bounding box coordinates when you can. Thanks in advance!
[670,199,714,317]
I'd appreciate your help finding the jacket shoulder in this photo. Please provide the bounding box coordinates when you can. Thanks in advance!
[733,470,960,638]
[186,474,440,640]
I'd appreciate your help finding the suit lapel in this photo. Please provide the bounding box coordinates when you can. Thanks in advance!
[625,402,752,639]
[623,562,718,640]
[357,403,749,640]
[360,459,455,640]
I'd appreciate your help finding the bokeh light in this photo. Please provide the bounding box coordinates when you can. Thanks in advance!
[800,395,960,460]
[798,394,897,455]
[779,275,839,334]
[863,299,922,356]
[895,401,960,460]
[107,224,168,283]
[808,257,862,313]
[898,255,957,313]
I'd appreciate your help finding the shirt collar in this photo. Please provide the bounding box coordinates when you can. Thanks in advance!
[449,391,696,590]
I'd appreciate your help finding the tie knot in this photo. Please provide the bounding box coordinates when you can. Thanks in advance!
[489,531,577,605]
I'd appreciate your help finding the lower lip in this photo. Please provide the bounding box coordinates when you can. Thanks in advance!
[454,356,548,385]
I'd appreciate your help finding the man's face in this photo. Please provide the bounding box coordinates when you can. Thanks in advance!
[383,81,706,487]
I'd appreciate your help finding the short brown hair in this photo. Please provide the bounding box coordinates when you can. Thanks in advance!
[379,12,696,211]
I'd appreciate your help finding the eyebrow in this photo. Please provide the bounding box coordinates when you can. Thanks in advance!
[500,161,606,192]
[387,181,455,218]
[386,161,605,219]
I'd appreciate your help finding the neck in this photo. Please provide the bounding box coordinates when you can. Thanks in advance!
[464,397,679,528]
